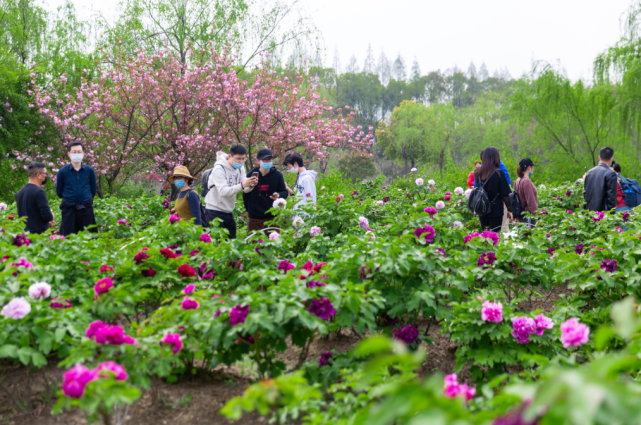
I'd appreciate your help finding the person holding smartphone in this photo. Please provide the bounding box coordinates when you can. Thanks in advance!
[242,148,288,235]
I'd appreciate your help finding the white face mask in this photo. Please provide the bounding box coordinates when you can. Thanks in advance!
[70,153,84,163]
[289,166,299,174]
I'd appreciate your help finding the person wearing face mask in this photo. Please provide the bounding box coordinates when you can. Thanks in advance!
[168,166,203,225]
[204,144,257,239]
[281,152,317,217]
[242,148,288,234]
[15,162,55,234]
[56,142,97,236]
[513,158,538,227]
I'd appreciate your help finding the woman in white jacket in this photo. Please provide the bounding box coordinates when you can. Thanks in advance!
[282,152,317,218]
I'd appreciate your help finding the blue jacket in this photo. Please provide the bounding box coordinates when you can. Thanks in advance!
[56,163,97,204]
[475,161,511,187]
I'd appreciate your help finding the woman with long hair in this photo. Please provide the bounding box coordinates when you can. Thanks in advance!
[467,161,481,189]
[474,147,512,232]
[514,158,538,227]
[612,161,630,213]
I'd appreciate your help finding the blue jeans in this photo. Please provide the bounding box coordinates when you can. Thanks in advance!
[616,206,632,212]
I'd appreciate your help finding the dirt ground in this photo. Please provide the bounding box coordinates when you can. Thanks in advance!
[0,284,570,425]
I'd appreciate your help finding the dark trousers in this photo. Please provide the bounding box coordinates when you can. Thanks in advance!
[479,216,503,232]
[247,217,280,235]
[60,200,97,236]
[206,209,236,239]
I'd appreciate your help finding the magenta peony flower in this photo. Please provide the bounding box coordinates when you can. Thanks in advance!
[443,373,475,401]
[600,259,617,273]
[623,211,631,222]
[444,195,451,201]
[94,324,135,346]
[199,233,212,243]
[567,209,573,214]
[96,361,128,381]
[177,264,197,278]
[565,190,572,196]
[534,313,554,336]
[414,225,436,243]
[481,300,503,323]
[592,212,604,222]
[62,364,98,399]
[94,278,113,295]
[318,351,333,367]
[308,297,336,321]
[117,219,128,225]
[424,207,438,216]
[392,324,419,344]
[159,247,178,259]
[183,284,196,294]
[169,214,181,223]
[99,264,113,273]
[480,230,500,245]
[1,297,31,319]
[478,252,497,268]
[141,268,156,277]
[181,297,199,310]
[12,233,31,247]
[28,282,51,299]
[575,243,584,255]
[511,316,536,344]
[560,318,590,348]
[133,251,149,264]
[161,333,183,354]
[230,305,249,326]
[278,260,295,274]
[50,297,72,309]
[306,280,326,288]
[86,321,106,339]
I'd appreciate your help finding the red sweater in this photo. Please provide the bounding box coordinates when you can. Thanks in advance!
[467,171,475,189]
[616,174,626,208]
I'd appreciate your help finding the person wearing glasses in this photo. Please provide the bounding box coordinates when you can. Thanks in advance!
[15,162,55,234]
[204,144,257,239]
[56,142,98,236]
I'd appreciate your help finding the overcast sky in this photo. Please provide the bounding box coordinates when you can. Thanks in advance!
[58,0,634,81]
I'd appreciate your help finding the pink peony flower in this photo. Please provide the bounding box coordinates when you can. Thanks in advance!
[62,364,98,399]
[481,300,503,323]
[435,201,445,209]
[100,264,114,273]
[454,187,464,195]
[511,316,536,344]
[50,297,72,309]
[560,318,590,348]
[94,324,135,346]
[273,198,287,208]
[269,232,280,240]
[96,361,128,381]
[444,195,451,201]
[169,214,181,223]
[1,297,31,319]
[133,251,149,264]
[117,219,128,225]
[28,282,51,299]
[424,207,438,216]
[359,216,369,228]
[161,333,183,354]
[159,248,178,259]
[181,297,199,310]
[453,221,463,228]
[428,179,435,185]
[310,226,321,237]
[94,278,113,295]
[443,373,475,401]
[13,233,31,247]
[230,305,249,326]
[410,168,417,172]
[465,188,472,198]
[376,200,384,205]
[199,233,212,243]
[534,313,554,336]
[592,212,604,222]
[415,178,424,186]
[183,284,196,294]
[278,260,295,274]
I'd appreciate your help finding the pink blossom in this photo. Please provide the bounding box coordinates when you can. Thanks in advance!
[310,226,321,237]
[94,277,113,295]
[415,178,424,186]
[199,233,212,243]
[534,313,554,336]
[62,364,98,399]
[410,168,417,172]
[435,201,445,209]
[161,333,183,354]
[278,260,295,273]
[1,297,31,319]
[169,214,182,223]
[423,207,438,216]
[230,305,249,326]
[511,316,536,344]
[181,297,199,310]
[560,318,590,348]
[428,179,435,185]
[454,187,464,195]
[269,232,280,240]
[481,300,503,323]
[443,373,475,401]
[183,284,196,294]
[96,361,128,381]
[28,282,51,299]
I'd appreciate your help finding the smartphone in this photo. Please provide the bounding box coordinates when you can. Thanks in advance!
[252,172,259,178]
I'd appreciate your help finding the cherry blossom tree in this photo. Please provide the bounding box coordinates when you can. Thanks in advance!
[23,47,373,195]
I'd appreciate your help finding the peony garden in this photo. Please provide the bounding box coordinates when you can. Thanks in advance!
[1,170,640,425]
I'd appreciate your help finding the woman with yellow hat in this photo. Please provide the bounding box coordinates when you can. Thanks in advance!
[168,166,203,225]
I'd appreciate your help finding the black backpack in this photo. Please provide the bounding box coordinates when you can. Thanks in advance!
[201,168,213,198]
[468,170,498,217]
[509,179,528,218]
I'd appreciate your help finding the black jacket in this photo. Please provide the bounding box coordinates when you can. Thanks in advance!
[242,167,288,219]
[583,163,618,212]
[15,183,54,234]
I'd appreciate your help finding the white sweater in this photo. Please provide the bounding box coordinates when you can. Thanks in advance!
[204,151,253,213]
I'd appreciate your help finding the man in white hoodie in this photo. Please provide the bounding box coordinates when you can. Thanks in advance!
[204,144,257,239]
[282,152,317,218]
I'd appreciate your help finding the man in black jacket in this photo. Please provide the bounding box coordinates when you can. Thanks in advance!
[242,148,288,234]
[15,162,55,234]
[583,147,618,212]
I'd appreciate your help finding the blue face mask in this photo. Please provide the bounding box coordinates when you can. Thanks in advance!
[528,172,532,178]
[231,162,243,169]
[174,180,186,189]
[260,162,273,170]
